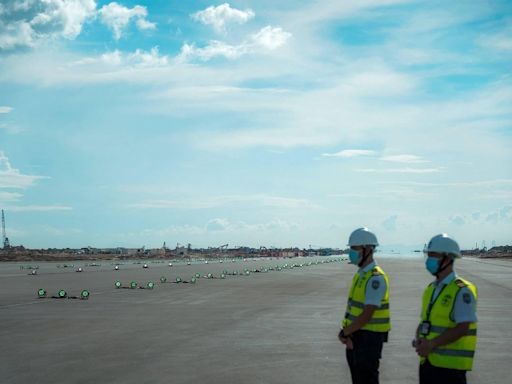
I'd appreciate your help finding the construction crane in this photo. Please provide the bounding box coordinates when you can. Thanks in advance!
[2,209,10,249]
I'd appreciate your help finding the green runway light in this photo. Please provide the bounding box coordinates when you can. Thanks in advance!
[195,273,201,278]
[115,281,122,288]
[223,270,228,275]
[190,277,196,284]
[244,270,250,276]
[207,273,213,279]
[130,281,137,289]
[160,277,167,283]
[58,289,67,298]
[147,282,155,289]
[221,273,226,279]
[176,277,182,283]
[233,270,238,275]
[38,288,46,298]
[80,290,90,299]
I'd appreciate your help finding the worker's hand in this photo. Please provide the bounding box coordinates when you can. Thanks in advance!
[415,338,433,357]
[345,337,354,350]
[338,329,347,344]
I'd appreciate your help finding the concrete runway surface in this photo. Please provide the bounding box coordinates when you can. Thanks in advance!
[1,256,511,384]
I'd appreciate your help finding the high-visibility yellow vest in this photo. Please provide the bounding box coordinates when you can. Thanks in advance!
[420,277,478,370]
[342,265,391,332]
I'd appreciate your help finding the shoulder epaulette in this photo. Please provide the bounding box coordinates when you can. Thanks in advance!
[455,278,467,288]
[372,267,382,276]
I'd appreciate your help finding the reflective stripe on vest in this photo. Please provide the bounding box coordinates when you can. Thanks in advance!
[342,265,391,333]
[419,277,478,371]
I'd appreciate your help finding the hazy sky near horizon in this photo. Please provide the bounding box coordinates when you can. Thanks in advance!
[0,0,511,249]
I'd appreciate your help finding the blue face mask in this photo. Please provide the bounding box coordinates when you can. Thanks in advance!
[425,257,440,275]
[349,249,361,265]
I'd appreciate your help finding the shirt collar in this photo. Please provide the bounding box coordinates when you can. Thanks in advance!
[359,260,376,275]
[434,271,456,287]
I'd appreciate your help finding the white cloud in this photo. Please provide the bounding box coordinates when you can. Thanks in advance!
[0,151,68,214]
[449,215,466,226]
[477,28,512,51]
[71,46,168,68]
[5,205,72,212]
[128,47,167,66]
[358,167,443,174]
[380,154,429,163]
[135,17,156,31]
[179,40,247,61]
[0,0,96,49]
[206,218,230,231]
[0,106,13,113]
[0,151,47,189]
[191,3,254,33]
[30,0,97,39]
[178,25,291,62]
[251,26,291,50]
[322,149,376,158]
[98,2,155,39]
[382,215,398,231]
[130,194,317,210]
[0,191,23,202]
[141,218,300,239]
[0,20,35,49]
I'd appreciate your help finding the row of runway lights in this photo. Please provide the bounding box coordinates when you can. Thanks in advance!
[114,258,346,290]
[35,258,345,299]
[23,257,312,270]
[26,257,347,275]
[37,288,90,300]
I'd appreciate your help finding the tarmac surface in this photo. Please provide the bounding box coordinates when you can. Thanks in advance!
[1,255,511,384]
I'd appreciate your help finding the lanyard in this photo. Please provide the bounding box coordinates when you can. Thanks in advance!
[348,272,362,301]
[426,284,446,321]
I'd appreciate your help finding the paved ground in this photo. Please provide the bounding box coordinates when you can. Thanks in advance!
[0,256,511,384]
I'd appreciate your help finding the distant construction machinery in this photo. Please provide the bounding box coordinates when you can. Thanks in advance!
[2,209,10,249]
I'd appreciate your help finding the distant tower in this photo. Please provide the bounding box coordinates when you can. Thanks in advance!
[2,209,10,249]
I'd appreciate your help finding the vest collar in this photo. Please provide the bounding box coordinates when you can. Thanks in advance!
[359,260,376,276]
[434,271,456,287]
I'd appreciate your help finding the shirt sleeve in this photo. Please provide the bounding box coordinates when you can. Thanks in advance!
[364,275,387,306]
[452,287,477,323]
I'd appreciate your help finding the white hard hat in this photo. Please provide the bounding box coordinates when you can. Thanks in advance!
[348,227,379,247]
[425,233,461,258]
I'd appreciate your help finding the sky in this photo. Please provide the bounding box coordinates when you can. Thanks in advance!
[0,0,511,250]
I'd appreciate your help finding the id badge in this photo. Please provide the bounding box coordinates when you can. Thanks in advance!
[419,321,431,336]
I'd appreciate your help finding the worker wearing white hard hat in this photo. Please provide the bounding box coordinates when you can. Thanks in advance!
[338,228,391,384]
[414,234,478,384]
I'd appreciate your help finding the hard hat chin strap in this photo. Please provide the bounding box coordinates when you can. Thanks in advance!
[435,255,453,277]
[357,247,372,267]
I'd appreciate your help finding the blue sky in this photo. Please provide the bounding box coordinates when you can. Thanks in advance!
[0,0,511,249]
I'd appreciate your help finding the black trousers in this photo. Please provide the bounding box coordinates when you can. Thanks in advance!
[346,330,387,384]
[419,359,467,384]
